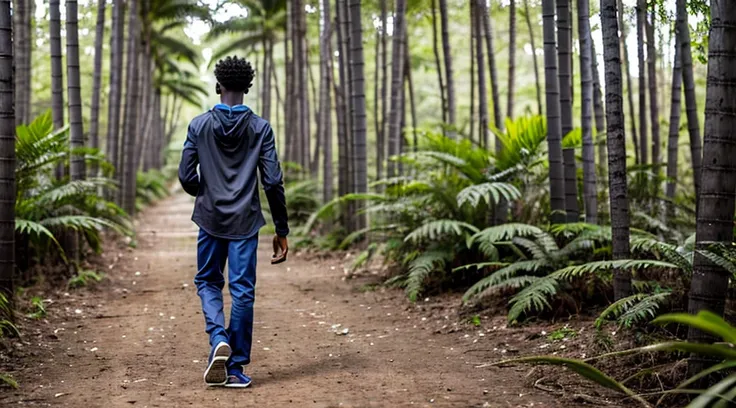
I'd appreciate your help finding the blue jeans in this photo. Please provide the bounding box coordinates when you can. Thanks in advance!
[194,230,258,370]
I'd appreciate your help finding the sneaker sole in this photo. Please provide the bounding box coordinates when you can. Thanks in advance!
[224,380,252,388]
[204,343,231,386]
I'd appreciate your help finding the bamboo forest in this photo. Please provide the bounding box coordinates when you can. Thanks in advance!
[0,0,735,406]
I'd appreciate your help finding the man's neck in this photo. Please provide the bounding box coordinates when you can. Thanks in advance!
[220,94,244,107]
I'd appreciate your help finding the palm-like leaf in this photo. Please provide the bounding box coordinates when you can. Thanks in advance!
[457,182,521,208]
[405,219,479,244]
[405,250,453,301]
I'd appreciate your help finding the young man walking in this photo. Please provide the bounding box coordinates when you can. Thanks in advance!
[178,56,289,388]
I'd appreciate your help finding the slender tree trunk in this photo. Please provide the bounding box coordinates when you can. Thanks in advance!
[284,1,293,163]
[348,0,367,230]
[542,0,566,223]
[0,0,15,297]
[479,0,503,138]
[578,0,597,224]
[469,4,475,143]
[89,0,106,177]
[335,0,349,202]
[261,39,272,121]
[524,0,543,116]
[405,40,418,152]
[618,0,639,164]
[687,0,736,375]
[107,0,124,186]
[13,0,27,126]
[438,0,456,130]
[636,0,648,165]
[374,18,383,181]
[320,0,333,202]
[601,0,632,300]
[646,10,660,169]
[507,0,516,120]
[66,0,84,261]
[474,1,489,148]
[591,38,607,185]
[121,0,139,215]
[431,0,446,128]
[379,0,388,176]
[49,0,64,130]
[557,0,578,222]
[387,0,407,178]
[677,0,702,196]
[299,4,310,173]
[665,36,682,214]
[340,0,355,230]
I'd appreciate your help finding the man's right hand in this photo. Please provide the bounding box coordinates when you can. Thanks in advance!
[271,235,288,264]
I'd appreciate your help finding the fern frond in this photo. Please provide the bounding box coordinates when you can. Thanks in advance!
[595,293,650,328]
[405,250,453,301]
[697,249,736,278]
[405,219,479,244]
[507,275,558,322]
[471,223,544,247]
[463,259,549,302]
[456,182,521,208]
[511,237,550,260]
[553,259,680,281]
[631,236,693,273]
[617,292,671,328]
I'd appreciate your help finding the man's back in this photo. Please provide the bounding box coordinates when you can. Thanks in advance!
[179,104,289,240]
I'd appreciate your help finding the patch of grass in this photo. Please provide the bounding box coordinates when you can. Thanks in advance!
[547,326,578,341]
[359,283,381,293]
[26,296,46,319]
[68,269,104,289]
[469,315,482,327]
[0,373,18,389]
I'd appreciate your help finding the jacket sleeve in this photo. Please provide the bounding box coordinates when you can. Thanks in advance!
[178,124,200,197]
[259,124,289,237]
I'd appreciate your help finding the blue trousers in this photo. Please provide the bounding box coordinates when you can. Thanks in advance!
[194,230,258,370]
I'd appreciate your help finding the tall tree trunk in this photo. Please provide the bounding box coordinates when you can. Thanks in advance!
[284,1,293,163]
[298,3,310,173]
[405,49,418,152]
[0,0,15,297]
[66,0,84,261]
[646,9,660,169]
[636,0,648,165]
[524,0,543,116]
[121,0,139,215]
[591,38,607,185]
[578,0,597,224]
[557,0,577,223]
[507,0,516,120]
[107,0,124,186]
[89,0,106,177]
[261,39,272,121]
[335,0,349,202]
[340,0,355,230]
[469,3,475,143]
[542,0,566,223]
[13,0,27,126]
[479,0,503,138]
[22,0,30,121]
[431,0,446,128]
[438,0,455,129]
[348,0,367,230]
[387,0,406,178]
[319,0,333,201]
[374,14,383,181]
[665,36,682,215]
[618,0,639,164]
[687,0,736,375]
[474,1,489,148]
[379,0,388,176]
[677,0,702,196]
[49,0,64,130]
[601,0,632,300]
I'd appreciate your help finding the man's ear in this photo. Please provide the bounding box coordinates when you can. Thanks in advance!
[215,83,221,95]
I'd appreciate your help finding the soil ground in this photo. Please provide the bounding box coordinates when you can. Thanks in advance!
[0,191,626,407]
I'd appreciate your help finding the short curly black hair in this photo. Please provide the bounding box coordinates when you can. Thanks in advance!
[214,56,255,94]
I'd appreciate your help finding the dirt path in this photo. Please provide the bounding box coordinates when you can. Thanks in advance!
[1,191,581,407]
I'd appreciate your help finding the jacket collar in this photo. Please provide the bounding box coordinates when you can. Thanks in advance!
[213,103,250,114]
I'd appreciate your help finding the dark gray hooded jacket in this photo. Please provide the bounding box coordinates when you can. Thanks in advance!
[178,104,289,239]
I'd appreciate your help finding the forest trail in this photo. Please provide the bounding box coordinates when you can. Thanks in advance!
[1,191,571,408]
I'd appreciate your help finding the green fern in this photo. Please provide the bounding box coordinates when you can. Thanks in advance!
[405,250,453,302]
[456,182,521,208]
[595,292,671,328]
[405,219,479,244]
[508,259,679,322]
[462,260,546,302]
